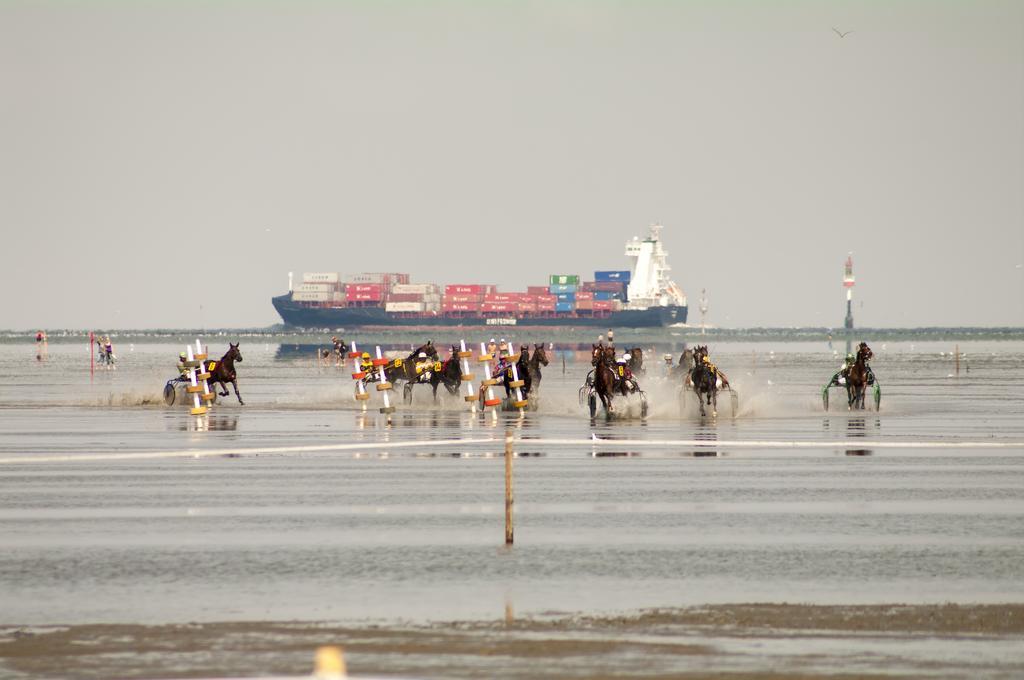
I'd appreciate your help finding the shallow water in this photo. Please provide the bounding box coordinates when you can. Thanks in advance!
[1,338,1022,631]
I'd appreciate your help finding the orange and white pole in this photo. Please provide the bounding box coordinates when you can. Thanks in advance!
[506,348,527,411]
[459,339,477,412]
[184,345,207,416]
[479,341,500,419]
[349,341,369,409]
[373,345,395,416]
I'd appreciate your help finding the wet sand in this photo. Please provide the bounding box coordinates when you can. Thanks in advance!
[2,604,1023,679]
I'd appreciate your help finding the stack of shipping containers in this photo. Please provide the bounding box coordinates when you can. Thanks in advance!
[293,273,343,305]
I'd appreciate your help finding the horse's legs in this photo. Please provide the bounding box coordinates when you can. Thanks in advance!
[711,388,718,417]
[232,380,244,405]
[695,387,705,417]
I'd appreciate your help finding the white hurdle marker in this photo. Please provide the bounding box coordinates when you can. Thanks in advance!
[458,339,477,411]
[478,342,501,418]
[373,345,395,415]
[183,342,212,416]
[348,341,369,409]
[505,345,528,411]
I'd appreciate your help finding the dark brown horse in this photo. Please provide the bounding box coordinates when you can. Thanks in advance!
[688,345,717,417]
[526,344,549,394]
[590,344,617,416]
[429,345,464,401]
[206,343,244,405]
[846,344,873,410]
[625,347,644,374]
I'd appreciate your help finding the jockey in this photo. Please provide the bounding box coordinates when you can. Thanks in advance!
[858,342,877,385]
[828,353,855,387]
[359,352,374,374]
[701,354,731,388]
[178,351,190,377]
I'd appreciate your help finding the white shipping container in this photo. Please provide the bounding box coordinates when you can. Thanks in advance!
[347,273,385,284]
[385,302,425,313]
[296,282,334,293]
[293,291,330,302]
[391,283,440,295]
[302,272,340,284]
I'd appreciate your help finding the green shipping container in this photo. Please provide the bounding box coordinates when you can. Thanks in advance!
[549,274,580,285]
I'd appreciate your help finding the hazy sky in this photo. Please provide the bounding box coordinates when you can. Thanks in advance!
[2,1,1022,329]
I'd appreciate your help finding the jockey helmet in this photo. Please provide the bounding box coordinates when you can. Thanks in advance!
[418,352,427,358]
[179,352,187,360]
[361,352,370,359]
[622,353,631,362]
[846,353,855,361]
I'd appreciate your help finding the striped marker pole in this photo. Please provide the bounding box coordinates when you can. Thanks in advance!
[374,345,395,416]
[459,339,477,411]
[194,339,214,407]
[184,344,207,416]
[479,342,500,419]
[506,347,527,411]
[349,341,369,409]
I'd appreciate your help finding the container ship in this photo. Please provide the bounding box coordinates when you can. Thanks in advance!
[272,225,687,328]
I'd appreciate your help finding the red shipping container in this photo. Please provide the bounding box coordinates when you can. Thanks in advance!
[534,294,557,305]
[347,283,383,294]
[527,286,550,296]
[592,281,625,292]
[517,303,538,313]
[346,292,383,302]
[444,294,480,304]
[592,300,613,311]
[481,302,516,313]
[445,284,497,296]
[484,293,528,303]
[579,282,597,292]
[442,302,480,312]
[576,291,595,301]
[576,300,595,311]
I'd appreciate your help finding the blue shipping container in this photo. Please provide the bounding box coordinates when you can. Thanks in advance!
[555,302,575,313]
[556,293,576,302]
[549,284,578,294]
[593,291,623,301]
[594,270,631,283]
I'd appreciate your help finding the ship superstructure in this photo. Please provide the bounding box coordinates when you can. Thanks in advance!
[624,224,688,309]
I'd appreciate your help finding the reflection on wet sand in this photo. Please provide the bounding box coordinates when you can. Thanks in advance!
[175,415,239,432]
[4,604,1021,680]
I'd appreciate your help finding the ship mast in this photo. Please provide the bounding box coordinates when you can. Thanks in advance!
[843,253,855,330]
[699,288,708,335]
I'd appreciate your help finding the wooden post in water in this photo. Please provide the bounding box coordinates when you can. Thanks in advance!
[504,430,514,545]
[955,344,960,376]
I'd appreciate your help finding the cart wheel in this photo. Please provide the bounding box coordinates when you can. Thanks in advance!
[589,394,597,418]
[163,382,176,406]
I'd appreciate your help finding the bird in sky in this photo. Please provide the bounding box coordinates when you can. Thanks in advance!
[833,27,853,38]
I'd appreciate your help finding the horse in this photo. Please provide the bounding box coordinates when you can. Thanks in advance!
[429,345,464,401]
[625,347,644,374]
[381,342,439,386]
[526,344,549,395]
[205,343,244,405]
[845,344,873,410]
[688,345,717,417]
[590,344,618,416]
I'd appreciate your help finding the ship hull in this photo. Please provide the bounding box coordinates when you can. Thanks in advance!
[272,295,686,328]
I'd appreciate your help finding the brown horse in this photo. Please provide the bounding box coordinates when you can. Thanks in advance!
[206,343,244,405]
[428,345,463,401]
[590,344,617,416]
[688,345,717,417]
[846,344,873,410]
[526,344,549,395]
[625,347,644,374]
